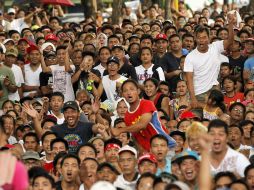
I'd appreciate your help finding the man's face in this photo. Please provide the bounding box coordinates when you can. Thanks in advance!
[150,138,168,162]
[50,96,64,112]
[209,127,228,153]
[159,84,169,96]
[112,48,124,60]
[33,176,54,190]
[118,151,136,175]
[242,124,253,139]
[99,48,111,64]
[220,66,231,78]
[108,38,120,49]
[180,158,198,182]
[196,31,209,52]
[183,37,195,51]
[140,39,152,48]
[52,142,67,155]
[29,50,41,65]
[105,147,119,163]
[245,41,254,54]
[61,158,79,183]
[97,167,117,183]
[156,40,168,54]
[122,82,140,104]
[23,159,41,170]
[78,146,96,161]
[188,135,200,154]
[172,135,184,152]
[17,41,29,55]
[170,36,182,52]
[24,136,38,151]
[63,108,80,128]
[57,49,67,64]
[42,134,56,154]
[228,127,242,149]
[138,160,157,174]
[230,105,244,122]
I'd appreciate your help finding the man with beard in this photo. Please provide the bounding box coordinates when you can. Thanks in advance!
[55,154,80,190]
[174,150,200,189]
[208,119,250,177]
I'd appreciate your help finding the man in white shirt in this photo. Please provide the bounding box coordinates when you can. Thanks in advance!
[184,14,235,107]
[23,45,42,98]
[208,119,250,177]
[4,47,24,101]
[114,145,139,190]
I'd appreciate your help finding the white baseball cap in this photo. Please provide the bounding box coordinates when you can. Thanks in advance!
[118,145,137,158]
[7,8,16,14]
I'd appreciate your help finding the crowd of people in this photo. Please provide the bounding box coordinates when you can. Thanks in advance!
[1,1,254,190]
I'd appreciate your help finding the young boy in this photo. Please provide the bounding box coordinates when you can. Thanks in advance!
[111,79,176,153]
[48,91,65,124]
[223,76,244,108]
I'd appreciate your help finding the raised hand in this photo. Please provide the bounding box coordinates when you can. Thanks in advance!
[22,103,39,119]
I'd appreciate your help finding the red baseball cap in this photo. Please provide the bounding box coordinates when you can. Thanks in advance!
[45,34,59,42]
[138,153,157,165]
[18,38,29,44]
[155,33,168,41]
[27,45,40,54]
[179,111,198,120]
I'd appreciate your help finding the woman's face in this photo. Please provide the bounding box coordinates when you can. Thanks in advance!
[246,91,254,101]
[140,49,152,64]
[98,34,106,45]
[144,80,157,97]
[245,112,254,122]
[3,102,14,113]
[176,81,188,96]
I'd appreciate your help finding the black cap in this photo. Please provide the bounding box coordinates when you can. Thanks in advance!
[97,162,120,175]
[45,51,56,58]
[106,56,120,65]
[111,45,125,51]
[170,130,186,141]
[63,101,79,111]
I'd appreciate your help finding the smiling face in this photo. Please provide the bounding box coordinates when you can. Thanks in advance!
[179,158,198,182]
[223,78,235,93]
[63,108,80,128]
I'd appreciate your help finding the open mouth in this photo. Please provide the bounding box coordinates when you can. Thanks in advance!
[185,170,193,178]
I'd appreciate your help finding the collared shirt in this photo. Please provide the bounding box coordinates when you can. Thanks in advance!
[114,172,140,190]
[156,158,171,176]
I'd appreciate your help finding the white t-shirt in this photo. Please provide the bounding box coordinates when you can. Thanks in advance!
[114,174,140,190]
[135,64,165,85]
[184,40,224,95]
[102,75,128,103]
[8,64,24,101]
[50,64,75,102]
[210,147,250,177]
[9,18,28,33]
[23,64,42,97]
[93,63,105,77]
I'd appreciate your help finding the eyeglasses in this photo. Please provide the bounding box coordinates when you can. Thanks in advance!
[233,108,244,113]
[47,57,56,61]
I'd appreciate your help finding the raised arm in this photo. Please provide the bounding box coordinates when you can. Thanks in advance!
[41,54,52,73]
[223,12,235,50]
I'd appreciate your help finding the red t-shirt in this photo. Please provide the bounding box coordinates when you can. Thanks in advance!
[124,99,169,151]
[224,92,244,108]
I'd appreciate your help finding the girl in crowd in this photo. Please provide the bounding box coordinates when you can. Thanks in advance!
[170,80,190,120]
[143,78,170,116]
[203,89,225,120]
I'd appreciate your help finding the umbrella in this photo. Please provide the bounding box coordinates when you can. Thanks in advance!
[41,0,74,6]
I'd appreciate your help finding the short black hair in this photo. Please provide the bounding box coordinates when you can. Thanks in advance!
[222,75,237,86]
[168,34,181,42]
[121,79,139,92]
[214,171,237,184]
[41,131,57,144]
[23,132,40,144]
[108,34,120,42]
[140,34,154,44]
[244,164,254,177]
[98,46,111,55]
[229,179,249,190]
[32,173,55,188]
[82,51,95,59]
[150,134,168,145]
[56,45,67,53]
[50,137,69,151]
[228,102,246,114]
[60,153,81,167]
[53,151,67,169]
[244,88,254,97]
[136,172,156,189]
[50,91,64,101]
[195,25,210,36]
[208,119,229,135]
[76,143,97,158]
[229,124,244,136]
